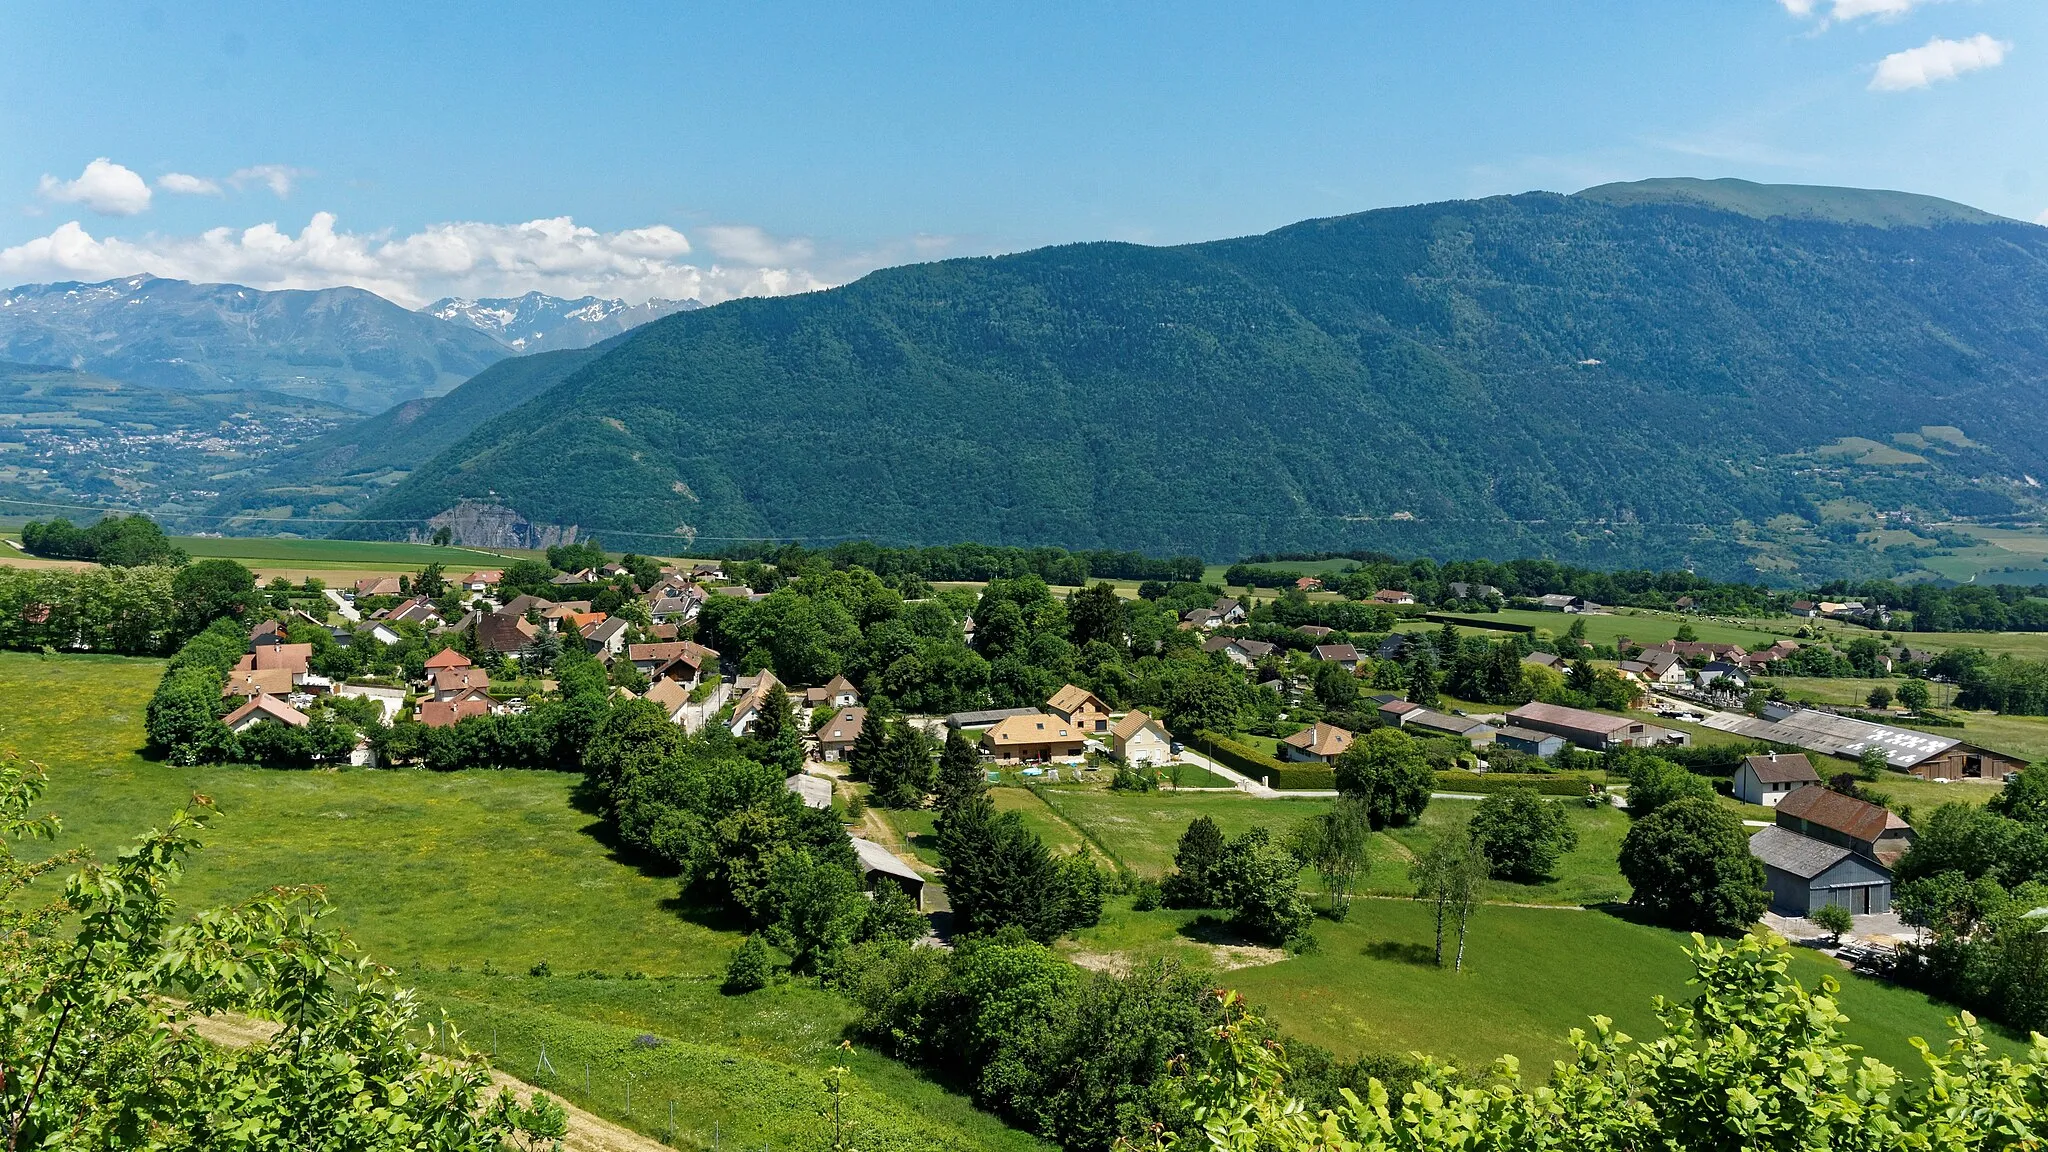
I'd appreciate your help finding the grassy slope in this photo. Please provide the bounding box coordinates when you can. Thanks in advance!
[1205,899,2016,1072]
[0,652,1046,1152]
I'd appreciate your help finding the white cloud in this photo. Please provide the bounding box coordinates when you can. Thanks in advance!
[228,165,307,197]
[157,172,223,196]
[1871,33,2010,90]
[2036,207,2048,226]
[35,159,153,216]
[1781,0,1943,29]
[698,224,816,266]
[0,213,837,307]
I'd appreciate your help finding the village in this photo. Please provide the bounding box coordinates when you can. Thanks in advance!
[192,552,2036,952]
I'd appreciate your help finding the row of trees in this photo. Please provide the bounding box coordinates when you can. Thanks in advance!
[19,512,183,566]
[717,539,1206,588]
[0,558,257,657]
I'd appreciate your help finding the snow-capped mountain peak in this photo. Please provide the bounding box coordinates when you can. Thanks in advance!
[424,292,700,353]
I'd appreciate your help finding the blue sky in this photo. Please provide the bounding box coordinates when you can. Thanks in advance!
[2,1,2040,304]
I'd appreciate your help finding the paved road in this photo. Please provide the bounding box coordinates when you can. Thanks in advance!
[323,588,360,622]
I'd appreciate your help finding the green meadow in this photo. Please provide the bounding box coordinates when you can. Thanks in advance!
[0,651,1046,1152]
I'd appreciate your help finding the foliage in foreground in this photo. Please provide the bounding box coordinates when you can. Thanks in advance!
[0,754,555,1150]
[1135,934,2048,1152]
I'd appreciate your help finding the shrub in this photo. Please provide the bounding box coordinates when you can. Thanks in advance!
[1469,786,1580,881]
[1812,902,1855,941]
[722,933,772,994]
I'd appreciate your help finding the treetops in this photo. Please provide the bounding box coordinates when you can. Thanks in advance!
[20,512,183,567]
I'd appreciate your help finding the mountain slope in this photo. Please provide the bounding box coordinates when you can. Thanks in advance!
[204,343,610,525]
[424,293,700,352]
[0,276,513,412]
[348,181,2048,576]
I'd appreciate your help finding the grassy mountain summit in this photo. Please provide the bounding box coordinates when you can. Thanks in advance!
[1575,177,2011,228]
[348,183,2048,578]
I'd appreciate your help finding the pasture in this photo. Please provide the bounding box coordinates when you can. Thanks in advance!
[1172,899,2019,1072]
[1033,788,1636,906]
[0,651,1045,1152]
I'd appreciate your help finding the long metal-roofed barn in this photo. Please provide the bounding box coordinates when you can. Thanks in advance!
[1698,703,2025,781]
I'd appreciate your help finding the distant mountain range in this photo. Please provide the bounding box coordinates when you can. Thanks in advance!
[329,178,2048,581]
[0,276,701,413]
[425,293,700,353]
[0,276,511,413]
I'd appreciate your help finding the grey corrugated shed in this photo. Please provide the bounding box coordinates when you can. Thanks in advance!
[1701,706,1959,769]
[785,774,833,810]
[849,835,922,883]
[1748,825,1852,879]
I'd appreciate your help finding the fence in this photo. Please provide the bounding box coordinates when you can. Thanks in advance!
[1433,770,1606,796]
[1187,730,1336,790]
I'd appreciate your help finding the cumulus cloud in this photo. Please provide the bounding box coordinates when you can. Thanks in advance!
[698,224,817,266]
[228,165,307,197]
[157,172,223,196]
[1871,33,2010,90]
[1781,0,1936,26]
[36,159,153,216]
[0,213,837,307]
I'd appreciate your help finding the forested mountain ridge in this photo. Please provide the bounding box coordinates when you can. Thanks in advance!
[203,342,612,525]
[347,182,2048,579]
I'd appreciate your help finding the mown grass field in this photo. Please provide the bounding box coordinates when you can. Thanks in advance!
[1167,899,2021,1072]
[1432,608,1795,650]
[0,651,1048,1152]
[1032,789,1636,906]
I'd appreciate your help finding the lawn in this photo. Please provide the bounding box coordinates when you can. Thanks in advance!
[873,785,1101,870]
[1067,898,2022,1074]
[1433,608,1793,651]
[0,651,1048,1152]
[1035,788,1635,906]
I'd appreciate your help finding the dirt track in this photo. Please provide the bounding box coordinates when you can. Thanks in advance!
[182,1009,670,1152]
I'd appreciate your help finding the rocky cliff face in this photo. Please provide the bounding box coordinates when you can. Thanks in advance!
[415,499,579,549]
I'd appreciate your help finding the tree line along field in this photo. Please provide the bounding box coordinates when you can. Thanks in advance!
[0,651,1048,1152]
[0,530,548,582]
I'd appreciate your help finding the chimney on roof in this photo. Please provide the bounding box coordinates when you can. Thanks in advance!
[1768,751,1777,761]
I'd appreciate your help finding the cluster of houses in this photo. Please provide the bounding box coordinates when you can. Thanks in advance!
[219,561,754,750]
[1734,752,1914,916]
[940,684,1174,768]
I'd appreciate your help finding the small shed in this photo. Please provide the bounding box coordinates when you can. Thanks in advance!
[1492,725,1566,758]
[849,834,925,909]
[785,773,833,810]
